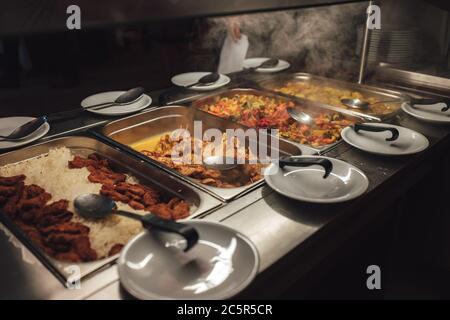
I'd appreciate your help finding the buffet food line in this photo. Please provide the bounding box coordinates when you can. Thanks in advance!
[0,69,449,299]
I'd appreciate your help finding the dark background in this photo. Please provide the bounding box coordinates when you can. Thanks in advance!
[1,0,448,117]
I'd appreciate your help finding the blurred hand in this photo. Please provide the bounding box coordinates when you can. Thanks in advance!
[226,17,241,43]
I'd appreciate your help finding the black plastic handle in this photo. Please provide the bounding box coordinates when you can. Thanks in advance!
[410,97,449,112]
[279,157,333,179]
[140,214,199,251]
[354,123,399,142]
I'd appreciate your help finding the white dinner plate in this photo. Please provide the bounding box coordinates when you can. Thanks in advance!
[401,102,450,124]
[341,123,429,156]
[171,72,230,91]
[242,58,290,73]
[81,91,152,116]
[264,156,369,203]
[0,117,50,150]
[118,221,259,300]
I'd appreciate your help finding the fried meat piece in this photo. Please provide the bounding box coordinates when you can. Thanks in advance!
[168,198,190,220]
[23,184,46,199]
[1,181,25,218]
[100,185,130,203]
[18,184,52,211]
[19,208,42,224]
[0,175,26,186]
[88,170,126,186]
[0,195,7,206]
[3,194,21,218]
[148,203,173,220]
[116,182,146,197]
[129,200,145,211]
[44,233,77,252]
[176,165,205,177]
[0,185,17,197]
[142,191,159,207]
[39,221,89,236]
[68,155,99,170]
[19,194,51,210]
[72,236,97,261]
[36,202,73,228]
[42,221,95,261]
[14,220,46,249]
[108,244,124,256]
[87,153,110,168]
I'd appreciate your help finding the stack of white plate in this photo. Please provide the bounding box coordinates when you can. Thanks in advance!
[357,27,422,68]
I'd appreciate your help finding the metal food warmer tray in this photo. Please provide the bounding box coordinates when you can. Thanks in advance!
[257,72,409,122]
[190,88,364,153]
[0,135,222,285]
[91,106,306,202]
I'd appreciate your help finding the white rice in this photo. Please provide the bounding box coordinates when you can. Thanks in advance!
[0,147,147,259]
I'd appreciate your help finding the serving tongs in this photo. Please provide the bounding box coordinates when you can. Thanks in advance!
[278,156,333,179]
[74,194,199,251]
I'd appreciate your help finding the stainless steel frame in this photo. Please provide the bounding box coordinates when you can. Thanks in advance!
[257,72,409,122]
[93,106,305,201]
[0,135,222,285]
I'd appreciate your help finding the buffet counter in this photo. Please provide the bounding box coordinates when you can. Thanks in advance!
[1,71,449,299]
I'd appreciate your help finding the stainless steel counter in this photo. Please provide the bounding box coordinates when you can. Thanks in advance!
[1,73,450,299]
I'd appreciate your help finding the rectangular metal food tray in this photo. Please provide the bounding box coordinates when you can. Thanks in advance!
[257,72,408,122]
[92,106,305,201]
[190,88,362,153]
[0,135,222,285]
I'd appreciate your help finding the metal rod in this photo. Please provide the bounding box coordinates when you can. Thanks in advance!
[358,1,373,84]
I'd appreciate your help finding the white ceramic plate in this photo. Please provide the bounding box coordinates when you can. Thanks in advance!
[341,123,429,156]
[118,220,259,300]
[171,72,230,91]
[264,156,369,203]
[402,102,450,124]
[242,57,290,73]
[81,91,152,116]
[0,117,50,150]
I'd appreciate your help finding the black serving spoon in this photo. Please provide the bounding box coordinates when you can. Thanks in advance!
[0,116,48,141]
[74,194,199,251]
[246,58,279,71]
[184,72,220,89]
[83,87,145,110]
[45,86,146,123]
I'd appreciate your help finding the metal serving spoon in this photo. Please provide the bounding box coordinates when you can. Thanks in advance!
[287,107,316,128]
[340,98,400,110]
[0,116,47,141]
[184,72,220,88]
[202,155,240,171]
[84,87,146,110]
[341,97,450,112]
[74,194,199,251]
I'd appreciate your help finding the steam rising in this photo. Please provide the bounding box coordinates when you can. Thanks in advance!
[205,2,367,77]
